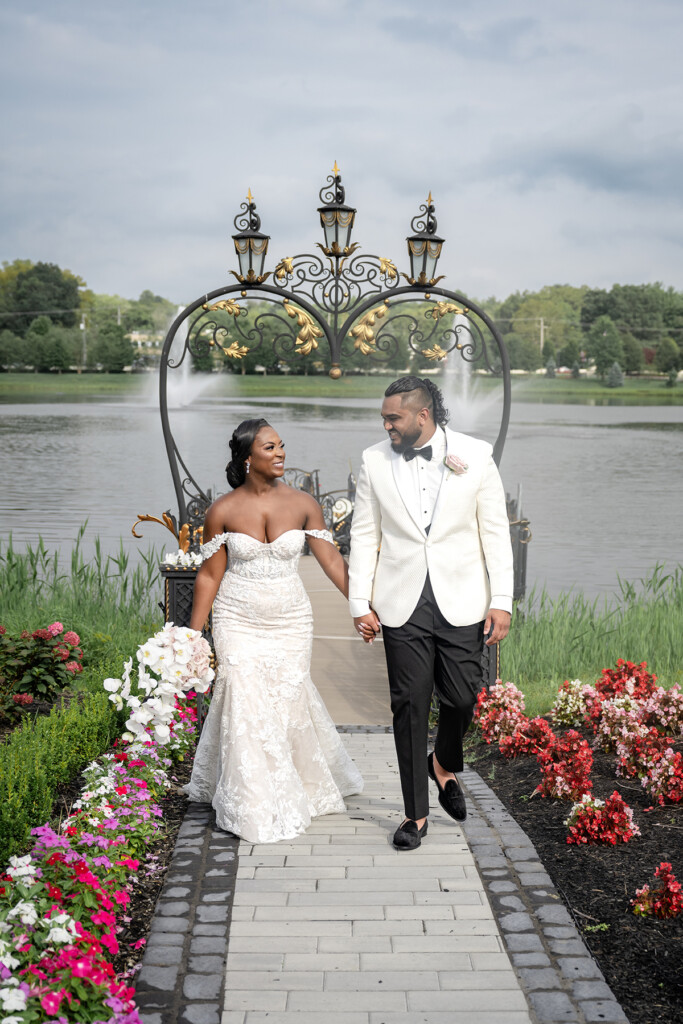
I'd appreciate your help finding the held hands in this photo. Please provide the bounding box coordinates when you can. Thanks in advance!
[484,608,511,646]
[354,610,381,644]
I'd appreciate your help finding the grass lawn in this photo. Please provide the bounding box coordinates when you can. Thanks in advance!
[1,370,682,404]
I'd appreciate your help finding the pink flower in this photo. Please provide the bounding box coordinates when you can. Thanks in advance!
[444,453,469,475]
[63,630,80,646]
[48,621,64,636]
[40,991,64,1015]
[64,660,83,674]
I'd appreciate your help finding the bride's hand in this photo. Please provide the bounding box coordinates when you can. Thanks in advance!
[354,611,380,644]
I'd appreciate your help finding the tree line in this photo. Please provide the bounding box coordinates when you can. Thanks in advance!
[0,260,176,373]
[0,259,681,377]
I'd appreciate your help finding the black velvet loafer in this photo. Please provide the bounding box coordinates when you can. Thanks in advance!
[393,818,428,851]
[428,751,467,822]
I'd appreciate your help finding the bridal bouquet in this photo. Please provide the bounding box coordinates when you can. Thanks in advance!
[104,624,214,746]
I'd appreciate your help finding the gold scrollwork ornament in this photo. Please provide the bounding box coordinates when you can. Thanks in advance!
[379,257,398,281]
[422,344,448,361]
[429,301,467,319]
[275,257,294,282]
[282,300,323,356]
[350,303,388,355]
[202,299,242,317]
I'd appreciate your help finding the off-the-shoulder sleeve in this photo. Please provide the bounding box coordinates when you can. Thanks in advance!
[199,532,230,560]
[304,529,335,545]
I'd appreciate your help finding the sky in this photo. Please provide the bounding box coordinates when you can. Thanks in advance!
[1,0,682,304]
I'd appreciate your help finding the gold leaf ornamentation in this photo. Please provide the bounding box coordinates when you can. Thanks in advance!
[202,299,242,317]
[350,303,388,355]
[429,301,467,319]
[379,257,398,281]
[178,523,191,553]
[275,257,294,282]
[423,344,448,361]
[131,513,179,540]
[223,341,249,359]
[283,300,323,356]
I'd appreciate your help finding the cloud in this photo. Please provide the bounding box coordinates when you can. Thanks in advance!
[1,0,683,300]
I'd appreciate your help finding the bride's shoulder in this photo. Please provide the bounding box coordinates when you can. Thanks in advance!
[203,492,239,533]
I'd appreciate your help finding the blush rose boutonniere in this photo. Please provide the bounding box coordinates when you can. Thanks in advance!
[444,453,468,475]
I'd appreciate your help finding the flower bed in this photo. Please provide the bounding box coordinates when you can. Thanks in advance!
[0,624,212,1023]
[469,659,683,1024]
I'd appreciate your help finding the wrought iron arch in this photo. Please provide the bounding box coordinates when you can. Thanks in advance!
[158,169,511,543]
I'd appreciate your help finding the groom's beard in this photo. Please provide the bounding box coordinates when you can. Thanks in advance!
[388,426,422,454]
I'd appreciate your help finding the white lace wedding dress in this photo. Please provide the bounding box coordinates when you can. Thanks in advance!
[183,529,363,843]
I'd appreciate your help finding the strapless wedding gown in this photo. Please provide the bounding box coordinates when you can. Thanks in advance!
[184,529,363,843]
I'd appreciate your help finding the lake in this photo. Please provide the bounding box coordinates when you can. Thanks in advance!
[0,376,681,599]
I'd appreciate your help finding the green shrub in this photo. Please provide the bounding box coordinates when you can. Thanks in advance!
[0,691,123,863]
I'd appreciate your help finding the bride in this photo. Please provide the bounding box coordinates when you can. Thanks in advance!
[184,417,363,843]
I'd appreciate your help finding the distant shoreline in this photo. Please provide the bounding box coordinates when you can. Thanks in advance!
[0,370,681,405]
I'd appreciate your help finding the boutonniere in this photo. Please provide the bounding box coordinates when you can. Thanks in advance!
[444,453,469,475]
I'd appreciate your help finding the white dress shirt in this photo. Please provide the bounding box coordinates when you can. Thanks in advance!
[349,426,512,619]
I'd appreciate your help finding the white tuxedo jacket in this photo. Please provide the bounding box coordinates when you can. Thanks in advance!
[348,427,514,628]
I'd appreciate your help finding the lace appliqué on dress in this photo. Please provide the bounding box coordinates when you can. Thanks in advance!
[303,529,335,544]
[199,532,230,560]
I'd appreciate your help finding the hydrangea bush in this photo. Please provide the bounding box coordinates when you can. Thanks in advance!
[0,622,84,709]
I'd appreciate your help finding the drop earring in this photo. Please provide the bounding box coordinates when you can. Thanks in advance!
[246,462,250,475]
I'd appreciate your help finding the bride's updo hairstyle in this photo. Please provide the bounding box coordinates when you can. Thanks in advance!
[226,418,270,489]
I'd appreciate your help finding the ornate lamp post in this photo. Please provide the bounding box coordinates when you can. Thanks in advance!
[231,189,271,284]
[157,165,511,540]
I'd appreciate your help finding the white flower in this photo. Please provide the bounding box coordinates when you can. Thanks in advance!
[46,925,73,944]
[162,551,180,565]
[103,677,121,692]
[0,953,19,972]
[2,1015,23,1024]
[6,856,36,884]
[138,641,164,668]
[0,986,27,1012]
[172,641,192,664]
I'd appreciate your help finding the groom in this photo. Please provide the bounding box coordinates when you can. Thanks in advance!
[349,376,513,850]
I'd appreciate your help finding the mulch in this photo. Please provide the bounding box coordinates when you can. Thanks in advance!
[465,728,683,1024]
[112,756,192,979]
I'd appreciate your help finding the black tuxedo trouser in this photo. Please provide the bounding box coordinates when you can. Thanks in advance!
[382,575,485,820]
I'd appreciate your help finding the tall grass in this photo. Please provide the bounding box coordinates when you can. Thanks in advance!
[504,564,683,716]
[0,525,163,690]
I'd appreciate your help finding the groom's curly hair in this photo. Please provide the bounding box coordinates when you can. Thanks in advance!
[384,376,449,428]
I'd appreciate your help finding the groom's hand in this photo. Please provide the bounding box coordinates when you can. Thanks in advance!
[484,608,511,646]
[354,611,380,644]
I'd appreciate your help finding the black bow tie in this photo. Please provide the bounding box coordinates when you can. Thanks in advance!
[403,445,432,463]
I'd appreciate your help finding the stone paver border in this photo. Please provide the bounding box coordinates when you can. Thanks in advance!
[459,763,628,1023]
[135,801,239,1024]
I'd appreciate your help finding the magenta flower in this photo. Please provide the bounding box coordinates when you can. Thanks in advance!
[48,621,64,636]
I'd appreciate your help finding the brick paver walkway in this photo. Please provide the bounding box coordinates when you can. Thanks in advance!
[221,732,532,1024]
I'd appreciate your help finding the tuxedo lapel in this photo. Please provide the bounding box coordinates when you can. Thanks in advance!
[430,427,461,533]
[390,448,426,535]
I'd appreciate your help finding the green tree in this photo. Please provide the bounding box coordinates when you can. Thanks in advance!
[0,329,22,369]
[24,316,53,371]
[545,357,556,378]
[621,333,644,375]
[587,316,624,378]
[557,338,581,368]
[93,323,133,372]
[655,336,680,373]
[504,332,542,371]
[606,361,624,388]
[12,263,81,336]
